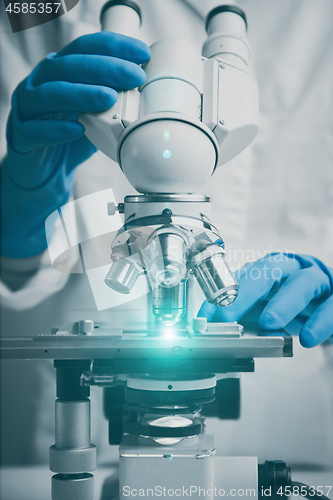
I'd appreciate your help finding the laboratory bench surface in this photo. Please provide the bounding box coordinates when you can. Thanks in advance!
[1,465,333,500]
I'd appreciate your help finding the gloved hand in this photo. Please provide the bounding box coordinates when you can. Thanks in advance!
[1,31,151,258]
[198,253,333,348]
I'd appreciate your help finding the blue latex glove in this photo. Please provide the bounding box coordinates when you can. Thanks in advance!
[198,253,333,348]
[1,32,151,258]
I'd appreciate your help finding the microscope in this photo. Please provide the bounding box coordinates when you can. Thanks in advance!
[80,0,258,327]
[2,2,313,500]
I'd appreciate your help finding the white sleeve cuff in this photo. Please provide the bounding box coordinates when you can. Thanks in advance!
[1,229,79,311]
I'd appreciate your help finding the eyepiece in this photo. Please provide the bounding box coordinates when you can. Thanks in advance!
[100,0,142,25]
[100,0,142,36]
[202,4,250,66]
[205,5,247,33]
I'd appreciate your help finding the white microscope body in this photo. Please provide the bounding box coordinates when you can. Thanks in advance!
[80,2,259,325]
[81,15,258,193]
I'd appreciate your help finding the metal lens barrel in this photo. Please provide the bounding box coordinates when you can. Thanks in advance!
[189,245,238,306]
[148,230,188,288]
[104,256,143,294]
[152,281,186,325]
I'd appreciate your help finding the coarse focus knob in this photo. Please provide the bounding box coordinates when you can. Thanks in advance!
[107,202,117,215]
[51,473,94,500]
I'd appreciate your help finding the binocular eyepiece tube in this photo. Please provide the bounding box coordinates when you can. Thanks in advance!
[100,0,142,37]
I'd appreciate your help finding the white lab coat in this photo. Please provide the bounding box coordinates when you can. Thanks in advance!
[1,0,333,469]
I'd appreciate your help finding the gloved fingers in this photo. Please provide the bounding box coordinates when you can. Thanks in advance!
[299,295,333,348]
[197,301,217,321]
[258,266,331,330]
[19,81,118,120]
[209,255,302,323]
[56,31,151,64]
[10,118,85,153]
[64,134,98,174]
[233,261,255,281]
[6,127,97,190]
[31,53,147,90]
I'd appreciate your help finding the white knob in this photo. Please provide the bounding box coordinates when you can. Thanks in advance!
[107,202,117,216]
[79,320,94,335]
[193,317,207,334]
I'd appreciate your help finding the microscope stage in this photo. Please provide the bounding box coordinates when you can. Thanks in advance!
[1,322,292,369]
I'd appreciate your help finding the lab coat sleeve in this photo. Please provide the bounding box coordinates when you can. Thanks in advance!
[0,182,123,311]
[323,341,333,383]
[0,224,80,311]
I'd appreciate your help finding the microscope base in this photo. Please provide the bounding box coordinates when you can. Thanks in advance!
[120,434,215,499]
[119,434,258,500]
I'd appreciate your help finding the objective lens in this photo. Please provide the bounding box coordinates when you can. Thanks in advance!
[104,256,143,294]
[148,231,188,288]
[188,245,238,306]
[152,281,186,325]
[155,265,182,288]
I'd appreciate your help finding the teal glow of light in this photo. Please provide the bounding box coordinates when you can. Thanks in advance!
[163,327,176,338]
[163,129,171,141]
[163,149,172,159]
